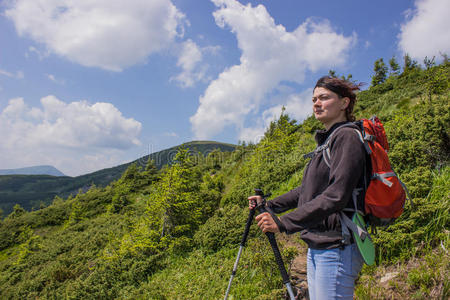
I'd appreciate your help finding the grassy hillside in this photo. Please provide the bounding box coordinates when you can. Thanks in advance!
[0,141,236,216]
[0,62,448,299]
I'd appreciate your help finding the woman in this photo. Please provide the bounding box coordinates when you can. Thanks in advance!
[249,76,369,300]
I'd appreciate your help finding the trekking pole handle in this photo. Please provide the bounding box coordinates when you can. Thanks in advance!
[254,188,271,206]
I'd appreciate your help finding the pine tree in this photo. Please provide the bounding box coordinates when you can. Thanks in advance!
[145,159,158,174]
[440,52,449,65]
[389,56,400,75]
[8,204,26,219]
[371,58,388,86]
[148,148,201,239]
[403,53,418,73]
[341,74,353,81]
[423,56,436,69]
[142,159,159,186]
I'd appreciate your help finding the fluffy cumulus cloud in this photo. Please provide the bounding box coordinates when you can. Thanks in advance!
[238,89,313,142]
[171,41,222,88]
[0,96,142,176]
[171,39,205,88]
[190,0,355,140]
[398,0,450,60]
[4,0,187,71]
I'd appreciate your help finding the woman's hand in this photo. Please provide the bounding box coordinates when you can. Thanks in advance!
[247,195,262,210]
[255,212,280,233]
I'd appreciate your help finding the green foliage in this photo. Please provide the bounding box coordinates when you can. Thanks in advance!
[14,226,41,265]
[193,205,254,252]
[356,247,449,299]
[386,96,450,174]
[389,55,400,76]
[197,172,224,222]
[424,63,450,101]
[64,200,85,228]
[7,204,26,219]
[371,58,388,86]
[403,53,419,73]
[131,237,296,300]
[102,148,206,274]
[151,148,202,239]
[407,255,440,294]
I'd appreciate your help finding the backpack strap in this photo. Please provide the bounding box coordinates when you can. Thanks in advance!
[339,211,369,245]
[372,172,396,187]
[303,123,360,165]
[340,187,367,245]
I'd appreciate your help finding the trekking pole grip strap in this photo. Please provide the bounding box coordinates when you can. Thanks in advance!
[265,206,286,233]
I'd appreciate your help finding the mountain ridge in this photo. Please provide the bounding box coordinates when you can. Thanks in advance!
[0,165,66,177]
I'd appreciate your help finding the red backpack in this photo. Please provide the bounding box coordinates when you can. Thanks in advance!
[355,116,412,226]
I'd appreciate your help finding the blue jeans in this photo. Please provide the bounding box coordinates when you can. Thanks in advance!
[307,243,364,300]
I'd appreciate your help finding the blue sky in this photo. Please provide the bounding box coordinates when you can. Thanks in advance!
[0,0,449,176]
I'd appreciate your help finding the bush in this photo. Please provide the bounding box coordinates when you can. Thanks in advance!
[194,205,255,252]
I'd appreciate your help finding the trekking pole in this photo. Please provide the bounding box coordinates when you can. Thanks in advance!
[224,200,257,300]
[254,188,296,300]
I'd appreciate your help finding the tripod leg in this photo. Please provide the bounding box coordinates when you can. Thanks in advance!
[224,208,256,300]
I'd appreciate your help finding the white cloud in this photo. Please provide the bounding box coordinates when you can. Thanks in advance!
[190,0,355,139]
[398,0,450,60]
[0,68,24,79]
[238,89,313,142]
[46,73,65,85]
[171,39,206,88]
[0,96,142,176]
[46,74,56,82]
[238,127,265,145]
[5,0,187,71]
[26,46,49,60]
[171,40,221,88]
[163,131,178,137]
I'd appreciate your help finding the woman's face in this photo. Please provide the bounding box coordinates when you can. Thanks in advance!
[312,87,349,129]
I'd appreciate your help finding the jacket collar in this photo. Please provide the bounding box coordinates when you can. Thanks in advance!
[315,121,350,145]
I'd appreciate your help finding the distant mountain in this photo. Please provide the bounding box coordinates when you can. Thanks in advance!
[0,165,66,176]
[0,141,236,216]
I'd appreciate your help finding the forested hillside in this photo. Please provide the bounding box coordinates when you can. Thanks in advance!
[0,59,448,299]
[0,141,236,216]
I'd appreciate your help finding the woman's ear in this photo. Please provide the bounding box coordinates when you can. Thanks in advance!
[341,97,350,110]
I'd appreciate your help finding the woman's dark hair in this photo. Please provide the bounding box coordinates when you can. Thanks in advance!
[314,76,363,122]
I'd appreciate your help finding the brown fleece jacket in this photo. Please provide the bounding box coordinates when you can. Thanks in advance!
[266,121,370,249]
